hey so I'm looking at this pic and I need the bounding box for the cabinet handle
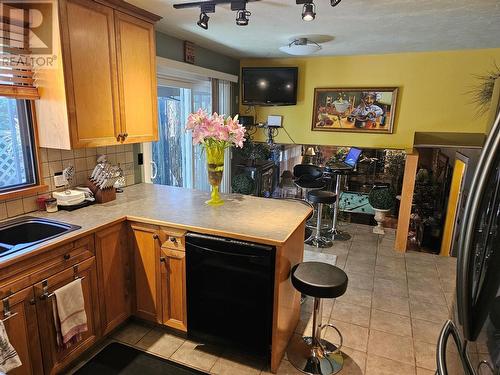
[63,253,71,260]
[29,298,36,305]
[153,233,159,240]
[160,256,166,263]
[169,237,177,244]
[123,133,128,139]
[116,133,123,142]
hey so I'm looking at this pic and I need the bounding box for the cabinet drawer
[0,235,94,298]
[160,227,186,252]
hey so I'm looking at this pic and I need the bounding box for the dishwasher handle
[187,242,271,260]
[186,232,274,254]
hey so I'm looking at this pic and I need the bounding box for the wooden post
[395,149,419,252]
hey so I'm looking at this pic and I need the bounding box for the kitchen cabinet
[160,247,187,332]
[130,222,161,323]
[114,11,158,144]
[35,0,160,149]
[0,286,43,375]
[95,223,131,336]
[34,257,101,375]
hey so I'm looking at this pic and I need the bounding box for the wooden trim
[270,222,304,373]
[94,0,161,22]
[0,84,39,99]
[395,149,419,252]
[0,184,48,201]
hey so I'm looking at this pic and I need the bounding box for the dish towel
[0,320,22,373]
[51,278,88,349]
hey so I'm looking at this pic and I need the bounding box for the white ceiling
[128,0,500,59]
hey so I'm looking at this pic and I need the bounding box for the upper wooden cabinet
[35,0,160,149]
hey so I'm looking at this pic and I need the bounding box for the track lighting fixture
[197,12,210,30]
[331,0,342,7]
[301,2,316,21]
[236,10,251,26]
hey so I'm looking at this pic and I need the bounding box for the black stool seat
[307,190,337,205]
[292,262,348,299]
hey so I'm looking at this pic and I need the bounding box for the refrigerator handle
[436,320,475,375]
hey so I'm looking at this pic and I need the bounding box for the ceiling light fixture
[236,10,251,26]
[301,2,316,21]
[279,38,322,56]
[197,12,210,30]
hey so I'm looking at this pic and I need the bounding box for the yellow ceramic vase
[205,143,225,206]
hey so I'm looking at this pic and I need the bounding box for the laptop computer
[329,147,362,170]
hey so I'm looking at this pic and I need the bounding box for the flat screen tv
[242,67,298,106]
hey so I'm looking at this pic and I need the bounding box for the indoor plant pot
[368,186,395,234]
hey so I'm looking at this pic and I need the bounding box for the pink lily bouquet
[186,109,246,206]
[186,109,246,148]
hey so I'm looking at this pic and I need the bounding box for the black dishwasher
[185,232,275,355]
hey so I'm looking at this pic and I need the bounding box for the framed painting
[311,87,398,134]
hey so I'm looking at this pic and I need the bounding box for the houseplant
[368,186,395,234]
[186,109,246,206]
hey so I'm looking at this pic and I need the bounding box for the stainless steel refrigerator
[437,112,500,374]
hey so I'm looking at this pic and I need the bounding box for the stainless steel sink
[0,216,81,258]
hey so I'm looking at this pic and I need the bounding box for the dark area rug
[74,342,208,375]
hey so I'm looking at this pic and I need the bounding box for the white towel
[52,279,88,348]
[0,320,22,373]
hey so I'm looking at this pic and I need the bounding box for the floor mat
[74,342,207,375]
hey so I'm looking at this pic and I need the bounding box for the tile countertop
[0,184,312,267]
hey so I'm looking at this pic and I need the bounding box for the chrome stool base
[287,335,344,375]
[305,234,333,248]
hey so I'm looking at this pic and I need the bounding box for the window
[0,98,38,192]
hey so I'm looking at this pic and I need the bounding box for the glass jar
[45,198,58,213]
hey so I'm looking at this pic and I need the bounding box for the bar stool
[328,169,351,241]
[305,190,336,248]
[287,262,348,375]
[293,164,325,199]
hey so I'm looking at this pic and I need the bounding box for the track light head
[330,0,342,7]
[302,2,316,21]
[197,12,210,30]
[236,10,251,26]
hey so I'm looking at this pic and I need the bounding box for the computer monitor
[344,147,362,167]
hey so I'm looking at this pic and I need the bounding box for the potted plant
[368,186,396,234]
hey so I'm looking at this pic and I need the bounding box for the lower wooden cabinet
[0,286,43,375]
[129,222,161,323]
[160,247,187,331]
[34,257,101,375]
[95,223,131,336]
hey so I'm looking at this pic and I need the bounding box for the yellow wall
[241,48,500,149]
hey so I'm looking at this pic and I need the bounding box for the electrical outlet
[53,172,67,188]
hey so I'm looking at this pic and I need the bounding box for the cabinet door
[130,223,161,322]
[160,248,187,332]
[34,257,101,375]
[95,223,131,336]
[60,0,121,147]
[114,11,158,144]
[0,287,43,375]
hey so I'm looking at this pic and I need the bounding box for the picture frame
[311,87,398,134]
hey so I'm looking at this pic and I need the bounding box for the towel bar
[1,298,18,323]
[39,276,85,300]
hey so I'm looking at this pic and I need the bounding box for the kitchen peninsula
[0,184,311,374]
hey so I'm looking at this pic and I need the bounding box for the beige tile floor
[85,223,456,375]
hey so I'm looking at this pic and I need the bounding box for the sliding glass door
[146,79,211,191]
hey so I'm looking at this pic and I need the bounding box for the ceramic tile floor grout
[105,223,454,375]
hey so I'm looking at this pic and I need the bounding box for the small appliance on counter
[53,189,94,211]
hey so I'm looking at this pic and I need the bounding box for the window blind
[0,3,39,99]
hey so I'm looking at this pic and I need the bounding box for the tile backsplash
[0,144,137,220]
